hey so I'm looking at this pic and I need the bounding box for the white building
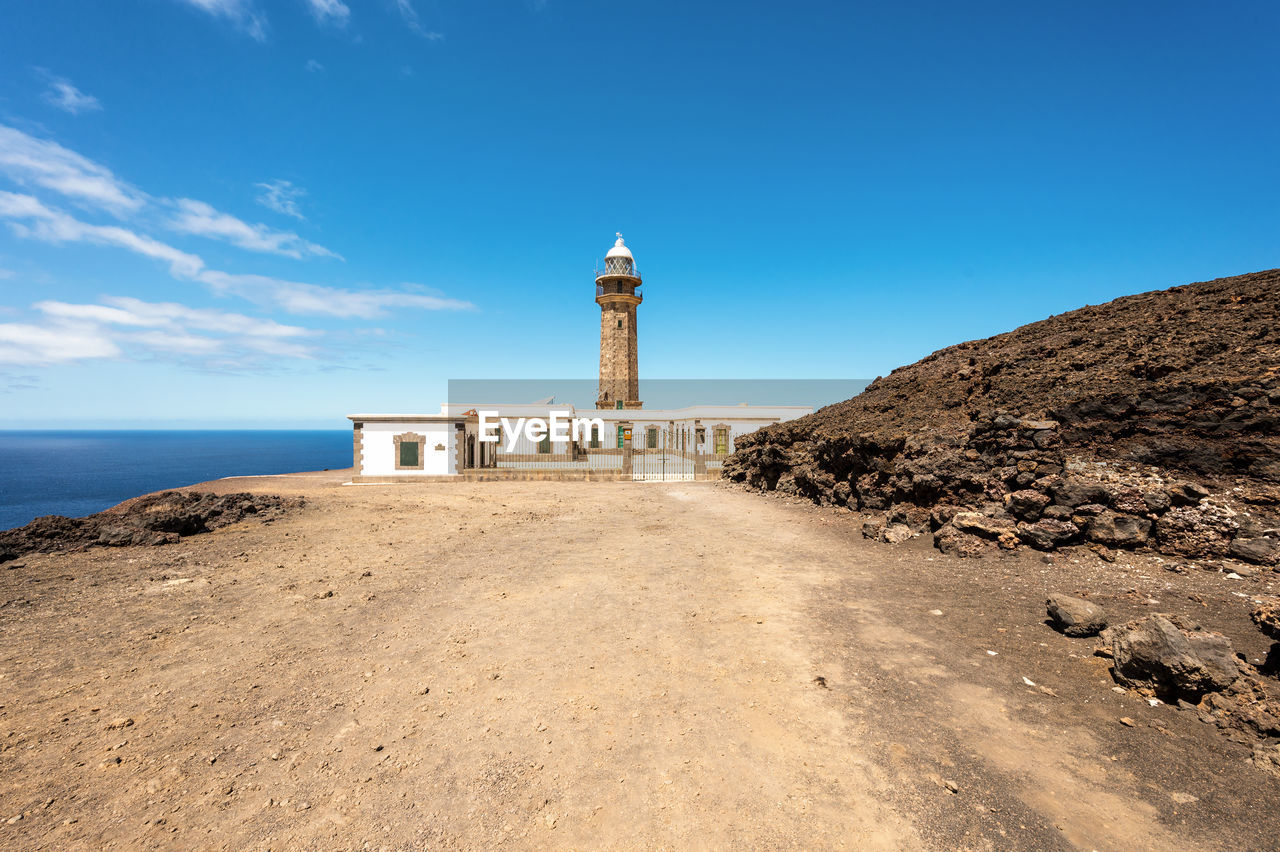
[348,236,811,481]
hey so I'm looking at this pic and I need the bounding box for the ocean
[0,430,351,530]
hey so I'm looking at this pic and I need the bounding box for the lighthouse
[596,233,642,409]
[347,231,817,479]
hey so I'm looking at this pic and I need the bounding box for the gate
[630,423,729,481]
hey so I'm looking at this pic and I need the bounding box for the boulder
[1050,478,1112,508]
[1030,430,1059,449]
[1046,594,1107,637]
[1252,599,1280,641]
[1199,675,1280,739]
[934,523,990,558]
[1007,489,1051,521]
[1106,614,1240,698]
[1155,504,1240,558]
[1252,742,1280,779]
[1143,490,1172,515]
[1229,535,1280,566]
[1041,505,1074,521]
[882,523,915,544]
[951,512,1016,539]
[1017,519,1080,551]
[1083,511,1153,548]
[1170,482,1211,506]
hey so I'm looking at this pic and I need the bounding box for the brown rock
[1230,535,1280,566]
[1046,594,1107,637]
[1106,614,1240,698]
[951,512,1016,539]
[1252,599,1280,640]
[1007,490,1051,521]
[1017,519,1080,551]
[1155,504,1241,558]
[1083,511,1153,549]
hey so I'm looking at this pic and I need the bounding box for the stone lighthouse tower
[596,233,642,409]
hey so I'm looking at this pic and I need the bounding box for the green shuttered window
[399,440,419,467]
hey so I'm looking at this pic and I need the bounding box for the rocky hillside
[725,269,1280,563]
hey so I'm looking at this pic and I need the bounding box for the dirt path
[2,475,1277,850]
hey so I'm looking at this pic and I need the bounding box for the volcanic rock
[1007,490,1051,521]
[1230,535,1280,566]
[1155,504,1240,558]
[1051,479,1113,509]
[1017,519,1080,551]
[951,512,1016,539]
[1082,511,1153,549]
[1046,594,1107,637]
[724,269,1280,560]
[1253,742,1280,778]
[882,524,915,544]
[1105,614,1240,699]
[1253,599,1280,641]
[934,524,990,558]
[0,491,302,563]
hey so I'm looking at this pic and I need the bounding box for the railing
[595,264,641,282]
[596,281,643,299]
[461,425,730,480]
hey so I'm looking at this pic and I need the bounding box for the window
[616,319,623,329]
[714,427,729,455]
[393,432,426,470]
[616,425,625,448]
[616,400,624,410]
[589,424,601,449]
[400,441,419,467]
[538,433,551,454]
[646,426,658,449]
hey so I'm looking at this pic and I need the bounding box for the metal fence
[459,422,729,481]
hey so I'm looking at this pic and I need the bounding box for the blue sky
[0,1,1276,427]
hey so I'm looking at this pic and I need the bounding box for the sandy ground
[2,472,1278,851]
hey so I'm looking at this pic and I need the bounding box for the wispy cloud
[39,296,312,340]
[0,127,474,323]
[255,178,306,219]
[305,0,350,26]
[0,191,204,277]
[0,192,474,319]
[305,59,325,73]
[39,73,103,115]
[200,271,475,318]
[394,0,444,40]
[0,372,40,392]
[0,319,120,366]
[175,0,268,41]
[0,126,336,259]
[0,125,145,215]
[0,297,316,367]
[169,198,340,260]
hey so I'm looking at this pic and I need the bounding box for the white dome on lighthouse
[605,233,633,261]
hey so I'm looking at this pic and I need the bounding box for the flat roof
[347,414,460,422]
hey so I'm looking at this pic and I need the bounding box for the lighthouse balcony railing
[594,266,641,282]
[596,281,643,298]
